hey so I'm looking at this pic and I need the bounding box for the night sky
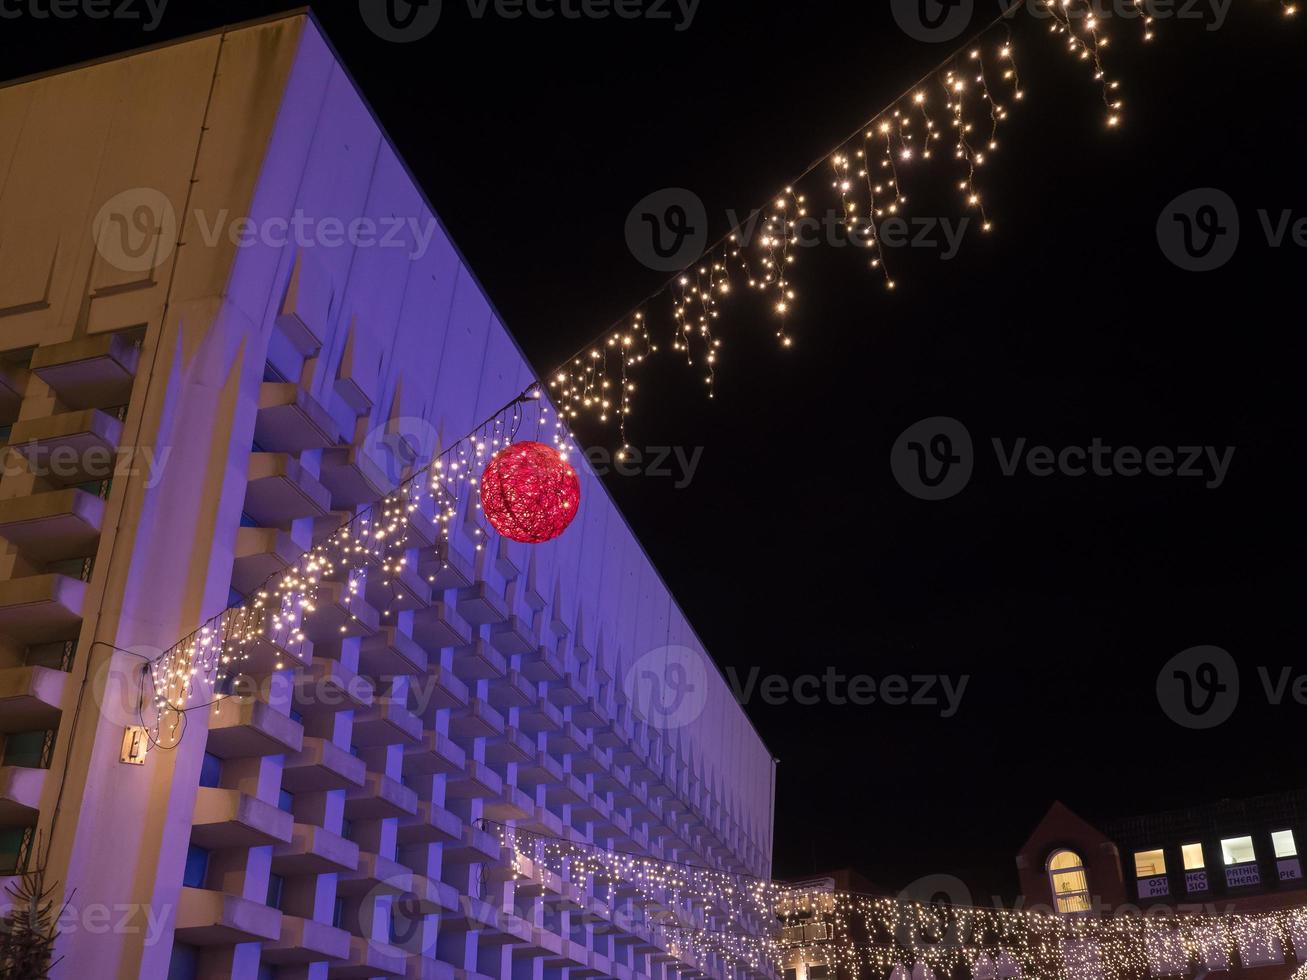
[5,0,1304,900]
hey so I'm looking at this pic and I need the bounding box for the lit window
[1221,836,1256,865]
[1048,849,1091,914]
[1134,849,1167,878]
[1182,843,1205,870]
[1272,830,1298,859]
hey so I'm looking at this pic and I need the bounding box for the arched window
[1047,849,1091,914]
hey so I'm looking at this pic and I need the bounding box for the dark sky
[5,0,1304,899]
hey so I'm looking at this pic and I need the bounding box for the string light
[134,0,1288,748]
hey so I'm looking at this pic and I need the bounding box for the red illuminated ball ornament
[479,441,581,544]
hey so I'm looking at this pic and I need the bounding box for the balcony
[271,822,359,876]
[174,888,281,945]
[488,615,536,657]
[516,695,562,736]
[358,627,427,678]
[190,788,293,849]
[401,731,465,780]
[206,698,303,759]
[520,645,563,684]
[0,574,85,645]
[261,914,351,965]
[0,489,104,563]
[409,666,468,723]
[29,333,139,410]
[451,639,505,682]
[487,670,536,712]
[411,601,470,652]
[336,850,409,897]
[254,383,339,454]
[350,699,422,748]
[319,445,392,509]
[396,800,464,846]
[7,409,123,487]
[344,771,418,821]
[420,543,474,592]
[484,727,534,768]
[482,784,533,823]
[0,364,23,422]
[455,582,508,626]
[448,698,504,741]
[0,666,68,733]
[282,737,366,792]
[331,936,407,979]
[0,766,45,826]
[300,579,380,641]
[293,658,373,716]
[229,527,301,595]
[363,561,430,617]
[243,453,331,527]
[445,760,502,802]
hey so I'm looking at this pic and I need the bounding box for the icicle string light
[134,0,1290,747]
[486,818,1307,980]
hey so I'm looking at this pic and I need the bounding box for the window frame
[1047,848,1092,915]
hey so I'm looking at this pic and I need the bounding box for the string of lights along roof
[489,821,1307,980]
[141,0,1295,745]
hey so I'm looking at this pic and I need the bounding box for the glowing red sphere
[479,441,581,544]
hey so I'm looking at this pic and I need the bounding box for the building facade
[0,13,775,979]
[1018,792,1307,916]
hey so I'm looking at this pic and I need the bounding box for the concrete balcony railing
[362,560,430,616]
[358,627,428,678]
[411,601,471,652]
[282,736,366,793]
[206,698,303,759]
[292,657,373,717]
[343,771,418,821]
[409,666,468,725]
[29,333,139,410]
[243,453,331,527]
[520,644,564,684]
[516,694,562,736]
[401,731,465,781]
[229,526,301,595]
[488,615,536,657]
[486,670,535,712]
[0,574,85,645]
[420,542,474,591]
[484,727,534,769]
[7,409,123,488]
[333,936,407,979]
[444,759,502,803]
[396,800,463,847]
[261,913,351,966]
[301,579,381,641]
[482,784,534,824]
[454,582,508,626]
[351,699,422,748]
[0,665,68,733]
[448,698,505,742]
[174,887,282,946]
[253,382,340,455]
[336,849,409,898]
[0,363,23,423]
[319,444,392,510]
[0,488,104,564]
[0,765,46,825]
[451,639,506,683]
[271,822,359,876]
[190,788,294,849]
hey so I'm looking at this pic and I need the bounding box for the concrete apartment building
[0,12,775,978]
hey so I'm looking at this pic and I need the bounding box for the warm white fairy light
[137,0,1286,748]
